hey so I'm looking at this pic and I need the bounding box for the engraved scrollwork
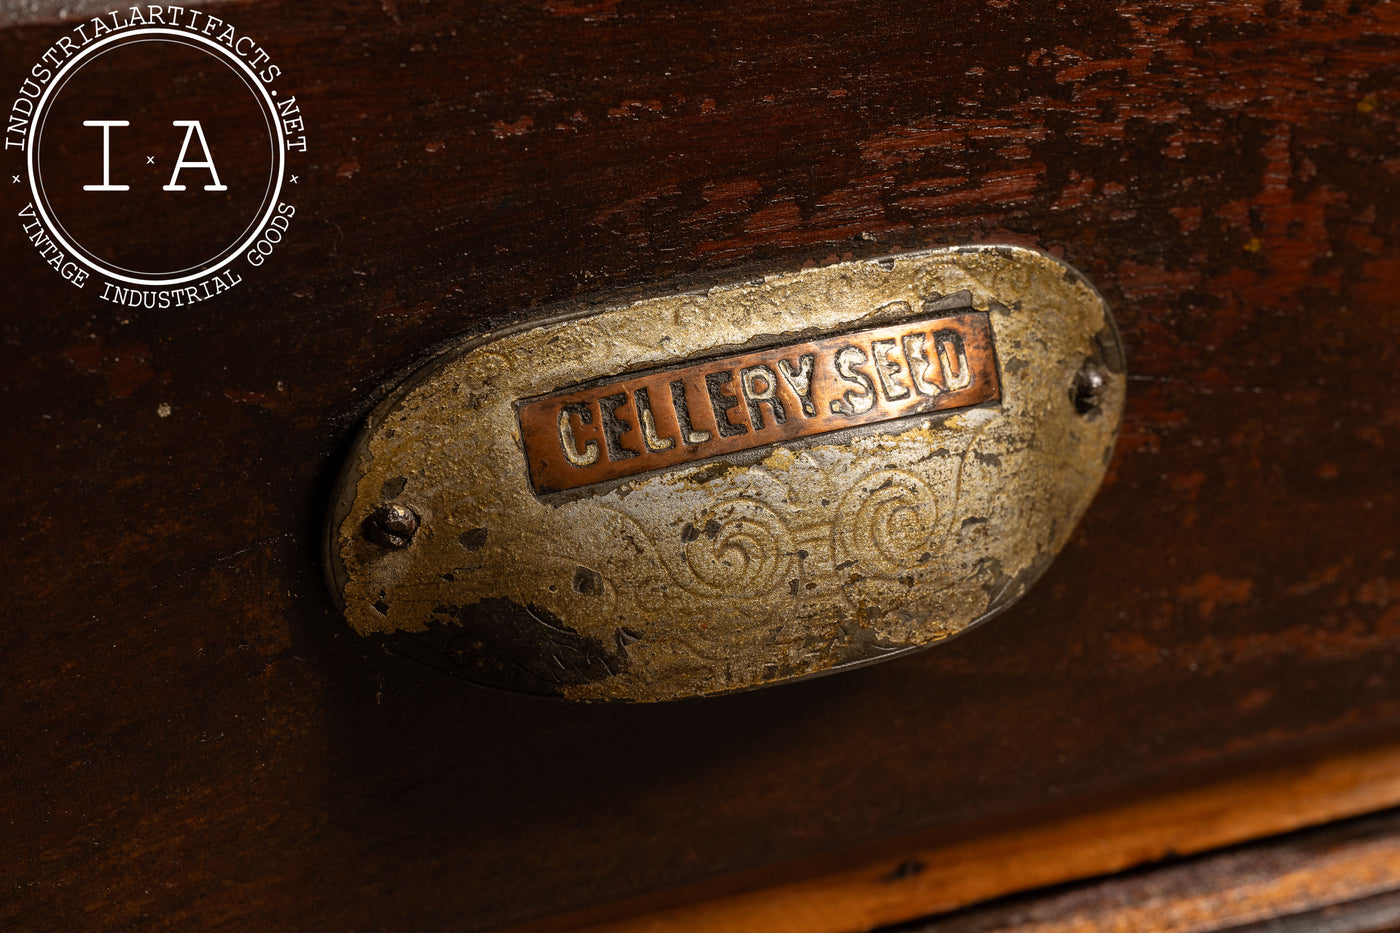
[665,497,795,600]
[943,412,1014,542]
[833,469,940,577]
[521,555,622,625]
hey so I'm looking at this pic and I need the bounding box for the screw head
[1072,362,1108,415]
[364,503,419,548]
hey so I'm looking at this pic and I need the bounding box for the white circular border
[26,26,287,287]
[34,36,278,280]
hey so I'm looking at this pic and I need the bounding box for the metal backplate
[326,247,1125,701]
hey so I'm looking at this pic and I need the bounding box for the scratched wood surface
[520,740,1400,933]
[2,1,1399,931]
[899,806,1400,933]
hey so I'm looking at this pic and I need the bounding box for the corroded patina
[326,247,1125,701]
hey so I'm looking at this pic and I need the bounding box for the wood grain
[517,739,1400,933]
[3,0,1399,930]
[901,809,1400,933]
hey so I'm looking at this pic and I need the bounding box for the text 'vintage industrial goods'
[326,247,1125,701]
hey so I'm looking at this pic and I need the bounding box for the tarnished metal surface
[326,247,1125,701]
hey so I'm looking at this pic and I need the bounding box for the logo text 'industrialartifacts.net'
[7,6,307,305]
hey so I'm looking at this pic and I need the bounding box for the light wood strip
[514,741,1400,933]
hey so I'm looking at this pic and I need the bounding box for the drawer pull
[325,246,1124,701]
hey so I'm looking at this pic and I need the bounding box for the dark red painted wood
[3,1,1399,929]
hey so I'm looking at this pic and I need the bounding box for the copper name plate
[518,313,1001,495]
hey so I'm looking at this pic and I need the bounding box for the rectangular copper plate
[517,311,1001,495]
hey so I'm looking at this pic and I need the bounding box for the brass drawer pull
[326,247,1124,701]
